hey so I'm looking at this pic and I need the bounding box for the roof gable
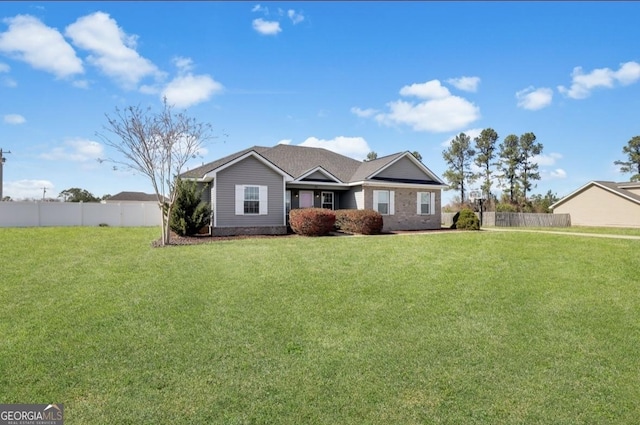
[352,152,445,184]
[296,166,342,183]
[551,180,640,209]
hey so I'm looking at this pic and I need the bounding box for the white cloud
[288,9,305,24]
[446,76,480,92]
[40,138,104,162]
[376,96,480,133]
[72,79,89,89]
[370,79,480,133]
[277,139,292,145]
[0,14,83,79]
[162,74,223,108]
[161,58,223,108]
[440,128,484,148]
[4,179,54,200]
[615,61,640,85]
[2,76,16,87]
[549,169,567,179]
[350,107,378,118]
[4,113,25,124]
[0,62,9,72]
[173,56,194,73]
[399,80,450,99]
[252,4,268,14]
[65,12,162,89]
[533,152,562,166]
[558,61,640,99]
[516,86,553,110]
[252,18,281,35]
[298,136,371,160]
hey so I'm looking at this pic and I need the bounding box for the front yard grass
[1,227,639,424]
[523,225,640,237]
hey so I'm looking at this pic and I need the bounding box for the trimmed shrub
[289,208,336,236]
[170,180,212,236]
[335,209,384,235]
[454,208,480,230]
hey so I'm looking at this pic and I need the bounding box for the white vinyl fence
[0,202,162,227]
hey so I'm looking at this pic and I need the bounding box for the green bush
[289,208,336,236]
[335,209,384,235]
[496,202,518,212]
[453,208,480,230]
[170,180,212,236]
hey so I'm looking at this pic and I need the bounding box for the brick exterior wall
[212,225,287,236]
[363,186,441,231]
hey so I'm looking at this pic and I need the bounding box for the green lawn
[1,227,639,424]
[520,226,640,237]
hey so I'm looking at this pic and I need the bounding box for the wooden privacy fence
[442,211,571,228]
[494,212,571,227]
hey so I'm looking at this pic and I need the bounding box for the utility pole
[0,149,11,201]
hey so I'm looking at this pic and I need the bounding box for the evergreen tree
[473,128,499,202]
[364,151,378,162]
[614,135,640,182]
[497,134,521,204]
[518,132,543,202]
[170,180,212,236]
[442,132,476,203]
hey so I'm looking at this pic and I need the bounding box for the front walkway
[482,227,640,240]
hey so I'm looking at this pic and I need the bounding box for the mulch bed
[152,228,457,247]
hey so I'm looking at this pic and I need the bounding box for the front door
[299,191,314,208]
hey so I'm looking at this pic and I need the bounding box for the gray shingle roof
[181,144,444,185]
[108,191,159,202]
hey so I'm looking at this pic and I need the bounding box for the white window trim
[373,190,394,215]
[417,191,436,215]
[235,185,268,215]
[321,191,334,210]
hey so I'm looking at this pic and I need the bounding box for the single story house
[550,180,640,228]
[181,144,447,236]
[104,191,160,203]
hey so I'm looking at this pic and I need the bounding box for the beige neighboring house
[550,181,640,228]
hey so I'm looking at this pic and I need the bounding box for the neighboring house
[550,181,640,227]
[181,144,447,236]
[104,191,160,203]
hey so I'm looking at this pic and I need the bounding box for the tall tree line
[442,129,544,206]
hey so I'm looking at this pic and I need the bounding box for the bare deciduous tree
[98,98,213,245]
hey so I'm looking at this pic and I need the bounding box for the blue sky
[1,2,639,204]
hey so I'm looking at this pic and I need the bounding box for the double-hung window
[235,185,268,215]
[373,190,394,215]
[417,192,436,215]
[244,186,259,214]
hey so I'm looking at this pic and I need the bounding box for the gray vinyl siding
[303,171,333,181]
[376,156,430,180]
[340,187,363,209]
[215,156,284,227]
